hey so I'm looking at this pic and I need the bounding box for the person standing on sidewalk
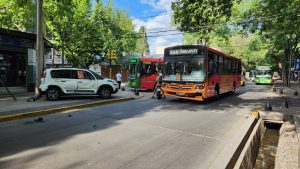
[116,72,122,89]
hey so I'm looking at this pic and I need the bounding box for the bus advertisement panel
[162,45,241,101]
[128,56,164,90]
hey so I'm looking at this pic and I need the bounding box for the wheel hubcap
[49,90,58,98]
[101,89,110,97]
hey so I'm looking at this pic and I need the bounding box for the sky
[103,0,183,55]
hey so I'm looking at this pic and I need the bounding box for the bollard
[265,102,272,111]
[122,87,125,91]
[284,98,289,108]
[294,91,298,96]
[135,89,139,96]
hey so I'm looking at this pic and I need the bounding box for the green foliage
[0,0,35,31]
[178,0,299,76]
[135,26,150,56]
[172,0,240,41]
[240,0,300,84]
[1,0,138,66]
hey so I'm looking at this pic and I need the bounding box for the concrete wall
[234,118,265,169]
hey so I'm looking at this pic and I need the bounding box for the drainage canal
[254,122,281,169]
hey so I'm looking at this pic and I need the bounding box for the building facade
[0,28,52,91]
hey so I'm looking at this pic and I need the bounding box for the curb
[209,112,259,169]
[0,97,135,123]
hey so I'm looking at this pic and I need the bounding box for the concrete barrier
[275,121,299,169]
[233,118,265,169]
[209,111,265,169]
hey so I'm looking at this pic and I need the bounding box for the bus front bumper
[163,89,204,101]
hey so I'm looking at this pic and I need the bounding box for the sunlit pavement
[0,82,274,169]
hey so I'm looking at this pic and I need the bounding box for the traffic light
[108,49,117,60]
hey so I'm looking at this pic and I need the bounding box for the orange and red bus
[162,45,241,101]
[128,56,164,90]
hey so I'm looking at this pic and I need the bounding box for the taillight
[42,71,46,78]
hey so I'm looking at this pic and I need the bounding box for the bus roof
[141,57,164,62]
[207,47,241,60]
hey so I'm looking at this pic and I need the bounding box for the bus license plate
[176,92,185,96]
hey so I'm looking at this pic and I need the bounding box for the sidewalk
[270,81,300,169]
[0,85,141,122]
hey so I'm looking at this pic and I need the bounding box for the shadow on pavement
[0,84,294,168]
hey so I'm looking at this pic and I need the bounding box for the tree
[0,0,35,31]
[1,0,139,67]
[240,0,300,85]
[172,0,240,42]
[135,26,150,56]
[44,0,76,66]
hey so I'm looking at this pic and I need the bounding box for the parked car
[39,68,119,101]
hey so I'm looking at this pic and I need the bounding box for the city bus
[162,45,241,101]
[128,56,164,90]
[254,66,273,85]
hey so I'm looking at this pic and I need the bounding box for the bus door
[140,62,160,90]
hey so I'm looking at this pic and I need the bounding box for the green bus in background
[254,66,273,85]
[128,56,164,90]
[128,57,141,89]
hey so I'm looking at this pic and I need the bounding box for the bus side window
[231,59,235,74]
[208,52,214,76]
[224,58,228,73]
[238,61,241,73]
[218,55,224,73]
[228,59,232,73]
[214,54,218,73]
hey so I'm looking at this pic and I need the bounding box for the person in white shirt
[115,72,122,89]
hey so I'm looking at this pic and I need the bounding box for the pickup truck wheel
[99,87,112,99]
[46,87,60,101]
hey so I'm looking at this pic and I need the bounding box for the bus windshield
[164,57,206,82]
[129,64,137,78]
[256,66,272,77]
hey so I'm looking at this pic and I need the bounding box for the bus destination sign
[129,58,137,63]
[169,48,198,55]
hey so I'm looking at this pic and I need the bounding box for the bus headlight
[195,85,204,90]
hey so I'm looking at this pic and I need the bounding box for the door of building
[0,52,26,87]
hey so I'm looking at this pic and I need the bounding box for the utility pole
[62,40,64,67]
[109,49,112,79]
[34,0,43,99]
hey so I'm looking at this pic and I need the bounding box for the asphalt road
[0,83,273,169]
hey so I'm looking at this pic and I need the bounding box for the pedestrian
[152,73,163,98]
[115,72,122,89]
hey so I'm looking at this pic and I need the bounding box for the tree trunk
[282,64,289,86]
